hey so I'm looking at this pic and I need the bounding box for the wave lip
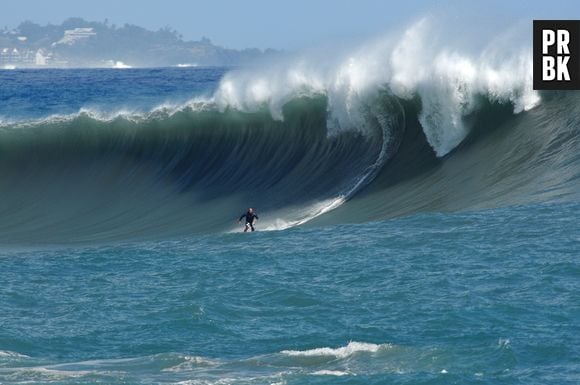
[212,17,539,158]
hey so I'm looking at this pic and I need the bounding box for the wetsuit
[239,212,259,232]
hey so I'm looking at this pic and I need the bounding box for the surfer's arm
[238,214,246,222]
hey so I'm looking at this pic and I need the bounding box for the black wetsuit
[239,212,259,232]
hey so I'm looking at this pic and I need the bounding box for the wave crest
[281,341,389,359]
[212,17,539,156]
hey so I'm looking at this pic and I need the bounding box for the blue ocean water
[0,67,225,120]
[1,202,579,384]
[0,67,579,384]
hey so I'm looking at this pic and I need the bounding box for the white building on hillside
[52,27,96,46]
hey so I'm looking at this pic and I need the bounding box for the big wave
[0,18,579,244]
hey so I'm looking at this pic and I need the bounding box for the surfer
[238,208,259,232]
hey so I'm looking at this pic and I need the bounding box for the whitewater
[0,19,579,385]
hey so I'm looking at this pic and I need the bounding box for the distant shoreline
[0,18,278,68]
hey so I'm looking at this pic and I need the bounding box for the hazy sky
[2,0,579,50]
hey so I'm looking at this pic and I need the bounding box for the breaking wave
[0,18,579,244]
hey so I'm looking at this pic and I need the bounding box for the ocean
[0,33,579,384]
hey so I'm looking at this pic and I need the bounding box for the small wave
[281,341,389,359]
[175,63,199,68]
[111,61,132,69]
[0,366,93,379]
[312,369,352,376]
[163,355,218,372]
[0,350,30,359]
[498,338,511,349]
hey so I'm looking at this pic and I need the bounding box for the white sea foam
[112,61,132,69]
[211,17,539,157]
[0,366,93,378]
[258,196,347,231]
[163,355,218,372]
[312,370,352,376]
[281,341,389,359]
[175,63,199,68]
[0,350,30,358]
[498,338,511,348]
[175,376,285,385]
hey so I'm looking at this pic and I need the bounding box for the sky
[2,0,580,50]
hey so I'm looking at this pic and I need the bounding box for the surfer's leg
[250,224,255,232]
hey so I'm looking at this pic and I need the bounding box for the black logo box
[533,20,580,90]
